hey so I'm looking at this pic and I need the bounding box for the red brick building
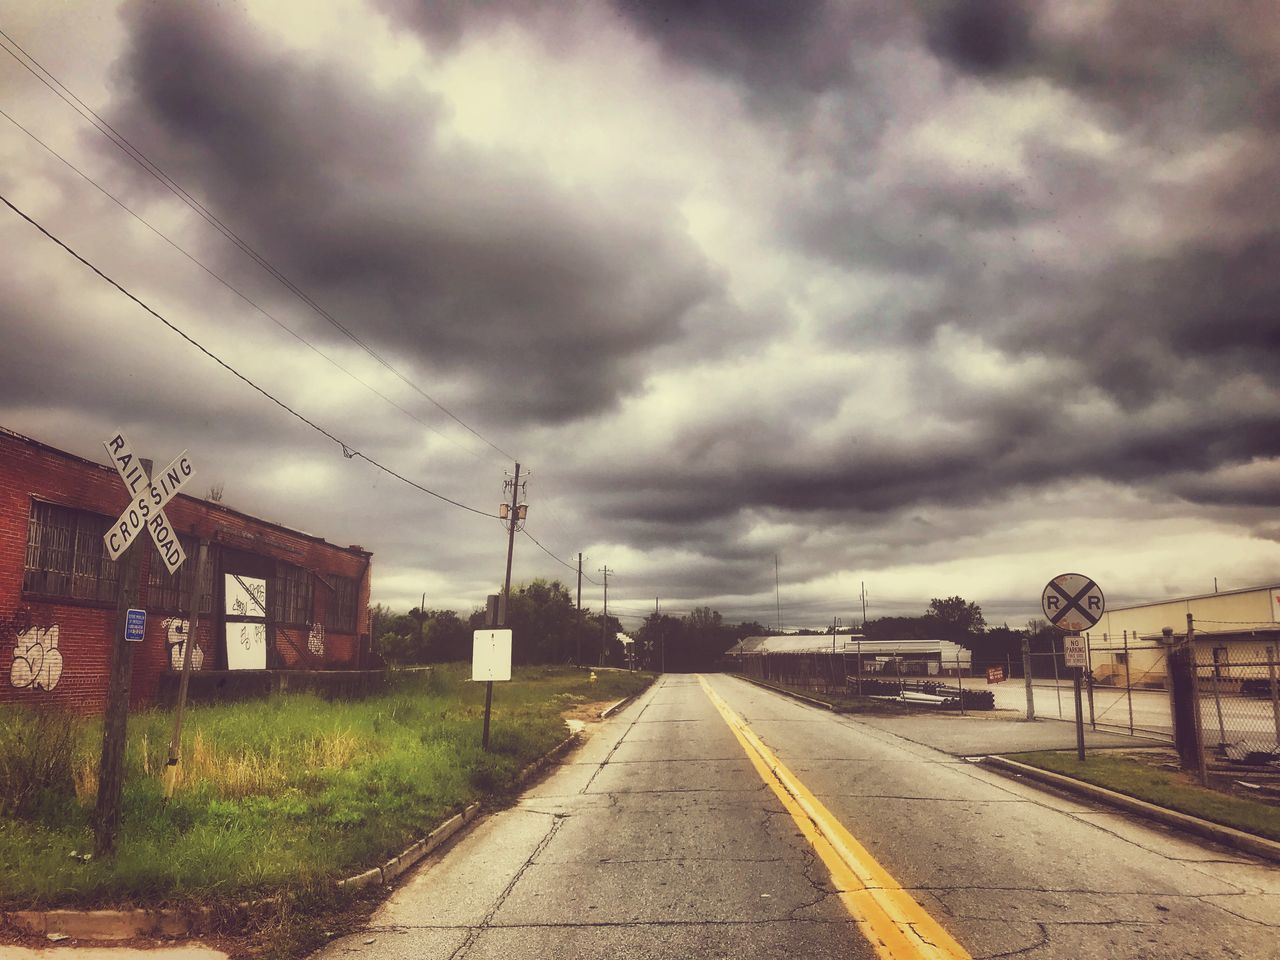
[1,427,374,711]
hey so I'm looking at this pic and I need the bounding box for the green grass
[0,664,653,908]
[1013,750,1280,842]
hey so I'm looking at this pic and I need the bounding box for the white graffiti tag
[308,622,325,656]
[9,625,63,691]
[163,617,204,671]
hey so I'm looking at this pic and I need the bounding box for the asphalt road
[316,674,1280,960]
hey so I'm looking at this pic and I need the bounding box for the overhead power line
[0,106,489,462]
[521,528,600,586]
[0,190,496,519]
[0,28,517,464]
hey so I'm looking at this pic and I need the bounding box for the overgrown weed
[0,664,653,908]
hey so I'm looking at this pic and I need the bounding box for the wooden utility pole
[419,591,427,658]
[486,462,521,751]
[599,565,611,665]
[774,554,782,632]
[94,456,150,857]
[575,553,583,664]
[501,463,521,626]
[95,533,143,856]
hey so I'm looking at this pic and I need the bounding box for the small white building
[723,634,972,676]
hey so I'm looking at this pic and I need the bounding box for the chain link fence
[1014,636,1172,740]
[1194,641,1280,761]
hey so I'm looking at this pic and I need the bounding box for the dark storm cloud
[108,1,723,424]
[612,0,855,99]
[371,0,1280,574]
[920,0,1033,75]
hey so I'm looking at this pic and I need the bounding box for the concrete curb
[733,674,835,711]
[599,693,639,719]
[982,755,1280,865]
[3,732,585,942]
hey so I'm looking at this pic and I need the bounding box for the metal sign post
[1066,636,1088,760]
[1043,573,1105,763]
[473,628,512,750]
[163,540,209,800]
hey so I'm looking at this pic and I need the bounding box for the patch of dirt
[560,700,617,724]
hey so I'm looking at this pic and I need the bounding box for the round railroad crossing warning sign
[1041,573,1105,633]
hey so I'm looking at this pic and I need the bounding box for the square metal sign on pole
[124,609,146,642]
[472,629,513,682]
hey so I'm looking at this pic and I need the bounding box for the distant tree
[424,610,469,662]
[968,623,1023,672]
[862,615,935,640]
[927,596,986,640]
[731,620,768,637]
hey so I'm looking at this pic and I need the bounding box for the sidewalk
[852,711,1160,756]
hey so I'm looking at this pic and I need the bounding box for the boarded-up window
[271,562,312,625]
[145,534,207,612]
[327,575,358,632]
[23,501,119,602]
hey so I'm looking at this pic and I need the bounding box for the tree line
[371,579,767,671]
[372,586,1068,673]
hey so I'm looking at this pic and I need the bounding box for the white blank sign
[472,629,512,682]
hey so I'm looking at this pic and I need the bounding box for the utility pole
[95,522,144,856]
[774,554,782,633]
[575,552,583,664]
[501,463,521,626]
[486,462,523,751]
[831,616,841,687]
[599,565,611,665]
[656,596,665,674]
[95,457,150,857]
[418,591,427,659]
[861,581,867,628]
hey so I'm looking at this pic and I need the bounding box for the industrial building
[1,427,375,711]
[1086,583,1280,689]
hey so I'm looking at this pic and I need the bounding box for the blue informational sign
[125,608,146,642]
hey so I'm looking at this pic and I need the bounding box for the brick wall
[0,428,373,712]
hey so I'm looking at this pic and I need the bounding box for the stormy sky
[2,1,1278,630]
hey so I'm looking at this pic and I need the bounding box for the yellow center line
[698,675,972,960]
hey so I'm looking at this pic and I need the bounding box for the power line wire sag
[0,28,517,465]
[0,105,487,463]
[0,190,496,519]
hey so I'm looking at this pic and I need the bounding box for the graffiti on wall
[163,617,205,672]
[10,626,63,691]
[308,622,325,657]
[4,606,63,692]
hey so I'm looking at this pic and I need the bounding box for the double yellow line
[698,675,971,960]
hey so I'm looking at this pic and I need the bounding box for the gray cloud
[5,0,1279,623]
[107,0,724,425]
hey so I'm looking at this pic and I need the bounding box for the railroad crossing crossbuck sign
[102,432,195,574]
[1041,572,1105,633]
